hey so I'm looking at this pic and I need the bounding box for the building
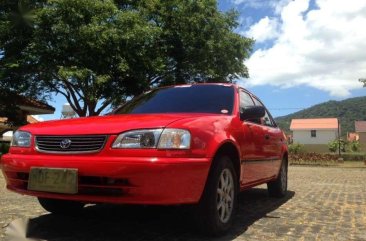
[0,95,55,142]
[290,118,339,153]
[355,121,366,151]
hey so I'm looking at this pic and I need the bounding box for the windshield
[115,85,234,115]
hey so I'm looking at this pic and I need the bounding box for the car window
[115,85,235,115]
[252,96,276,127]
[239,90,263,124]
[239,90,254,108]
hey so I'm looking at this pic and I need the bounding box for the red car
[1,84,288,235]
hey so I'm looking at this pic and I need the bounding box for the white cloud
[244,16,279,42]
[240,0,366,97]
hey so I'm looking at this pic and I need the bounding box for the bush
[288,143,304,154]
[328,139,348,152]
[328,139,361,153]
[349,141,360,152]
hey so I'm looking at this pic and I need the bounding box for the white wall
[293,129,338,144]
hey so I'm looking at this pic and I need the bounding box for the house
[290,118,339,153]
[355,121,366,151]
[0,95,55,142]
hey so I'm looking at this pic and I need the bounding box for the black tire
[267,157,288,197]
[195,155,237,236]
[38,198,85,214]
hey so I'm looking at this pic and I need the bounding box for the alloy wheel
[216,168,234,223]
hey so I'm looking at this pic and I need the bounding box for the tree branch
[95,99,112,116]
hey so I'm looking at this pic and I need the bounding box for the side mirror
[240,106,265,121]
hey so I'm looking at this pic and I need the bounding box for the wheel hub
[216,168,234,223]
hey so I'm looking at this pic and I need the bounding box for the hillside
[274,96,366,136]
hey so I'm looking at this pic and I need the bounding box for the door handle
[265,134,270,140]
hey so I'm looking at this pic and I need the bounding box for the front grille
[35,135,107,153]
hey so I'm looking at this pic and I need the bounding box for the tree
[0,89,26,127]
[1,0,253,117]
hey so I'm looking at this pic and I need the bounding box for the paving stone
[0,166,365,240]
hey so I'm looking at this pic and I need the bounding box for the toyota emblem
[60,139,72,149]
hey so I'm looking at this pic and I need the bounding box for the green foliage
[275,96,366,136]
[288,143,304,154]
[0,0,253,116]
[328,139,348,153]
[328,139,360,153]
[328,140,338,153]
[0,89,28,126]
[349,140,360,152]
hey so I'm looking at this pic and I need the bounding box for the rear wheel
[196,155,237,236]
[38,198,85,214]
[267,157,288,197]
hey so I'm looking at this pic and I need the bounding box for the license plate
[28,167,78,194]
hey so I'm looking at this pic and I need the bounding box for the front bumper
[0,154,211,205]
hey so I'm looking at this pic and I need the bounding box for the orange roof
[290,118,338,130]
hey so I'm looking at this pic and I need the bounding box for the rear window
[115,85,234,114]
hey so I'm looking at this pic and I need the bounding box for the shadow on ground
[8,188,295,241]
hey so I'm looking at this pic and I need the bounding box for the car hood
[21,114,197,135]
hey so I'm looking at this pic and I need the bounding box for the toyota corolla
[1,84,288,235]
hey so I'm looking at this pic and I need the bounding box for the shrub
[328,139,348,153]
[288,143,304,154]
[349,141,360,152]
[328,139,361,153]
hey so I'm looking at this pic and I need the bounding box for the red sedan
[1,84,288,235]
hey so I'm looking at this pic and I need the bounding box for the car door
[252,96,284,177]
[238,90,270,186]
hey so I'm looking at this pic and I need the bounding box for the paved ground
[1,166,366,241]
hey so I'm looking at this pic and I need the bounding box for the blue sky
[37,0,366,121]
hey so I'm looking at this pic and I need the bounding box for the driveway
[1,166,365,241]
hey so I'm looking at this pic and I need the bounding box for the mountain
[274,96,366,136]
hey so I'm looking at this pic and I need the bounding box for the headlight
[112,128,191,149]
[158,129,190,149]
[112,129,163,148]
[11,131,32,147]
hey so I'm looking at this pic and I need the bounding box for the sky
[35,0,366,121]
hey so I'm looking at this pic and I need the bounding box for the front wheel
[195,156,237,236]
[267,157,288,197]
[38,198,85,214]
